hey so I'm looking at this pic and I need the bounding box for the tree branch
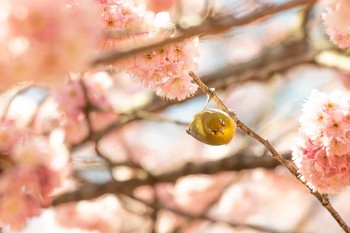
[142,201,290,233]
[52,152,288,205]
[92,0,316,66]
[144,39,318,112]
[188,71,350,233]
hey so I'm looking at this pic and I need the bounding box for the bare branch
[130,195,291,233]
[161,206,291,233]
[201,40,316,89]
[300,5,314,39]
[52,152,288,205]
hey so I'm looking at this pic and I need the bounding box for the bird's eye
[208,127,216,135]
[186,109,237,146]
[219,118,225,126]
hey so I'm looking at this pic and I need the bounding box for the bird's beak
[218,127,224,135]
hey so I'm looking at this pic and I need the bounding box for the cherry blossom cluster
[0,0,102,90]
[98,0,199,100]
[0,122,70,230]
[54,195,122,233]
[52,72,113,144]
[30,71,114,145]
[1,0,200,101]
[292,90,350,194]
[322,0,350,49]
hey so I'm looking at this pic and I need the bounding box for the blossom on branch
[0,122,71,230]
[322,0,350,49]
[52,72,114,144]
[54,195,128,233]
[98,0,199,100]
[292,90,350,194]
[0,0,102,90]
[1,0,200,101]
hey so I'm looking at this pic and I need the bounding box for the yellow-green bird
[187,109,236,146]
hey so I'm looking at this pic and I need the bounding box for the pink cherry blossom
[292,134,350,194]
[0,124,16,152]
[0,0,102,91]
[133,38,199,100]
[90,111,118,131]
[83,71,114,110]
[299,90,350,155]
[97,0,200,100]
[32,98,61,134]
[0,169,41,230]
[53,80,85,117]
[61,114,89,144]
[145,0,177,13]
[322,0,350,49]
[98,0,154,51]
[53,73,115,144]
[155,74,197,101]
[292,90,350,194]
[126,38,199,100]
[0,122,71,230]
[55,195,123,233]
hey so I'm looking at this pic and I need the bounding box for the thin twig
[149,188,159,233]
[300,5,314,40]
[79,79,116,172]
[70,113,138,150]
[188,71,350,233]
